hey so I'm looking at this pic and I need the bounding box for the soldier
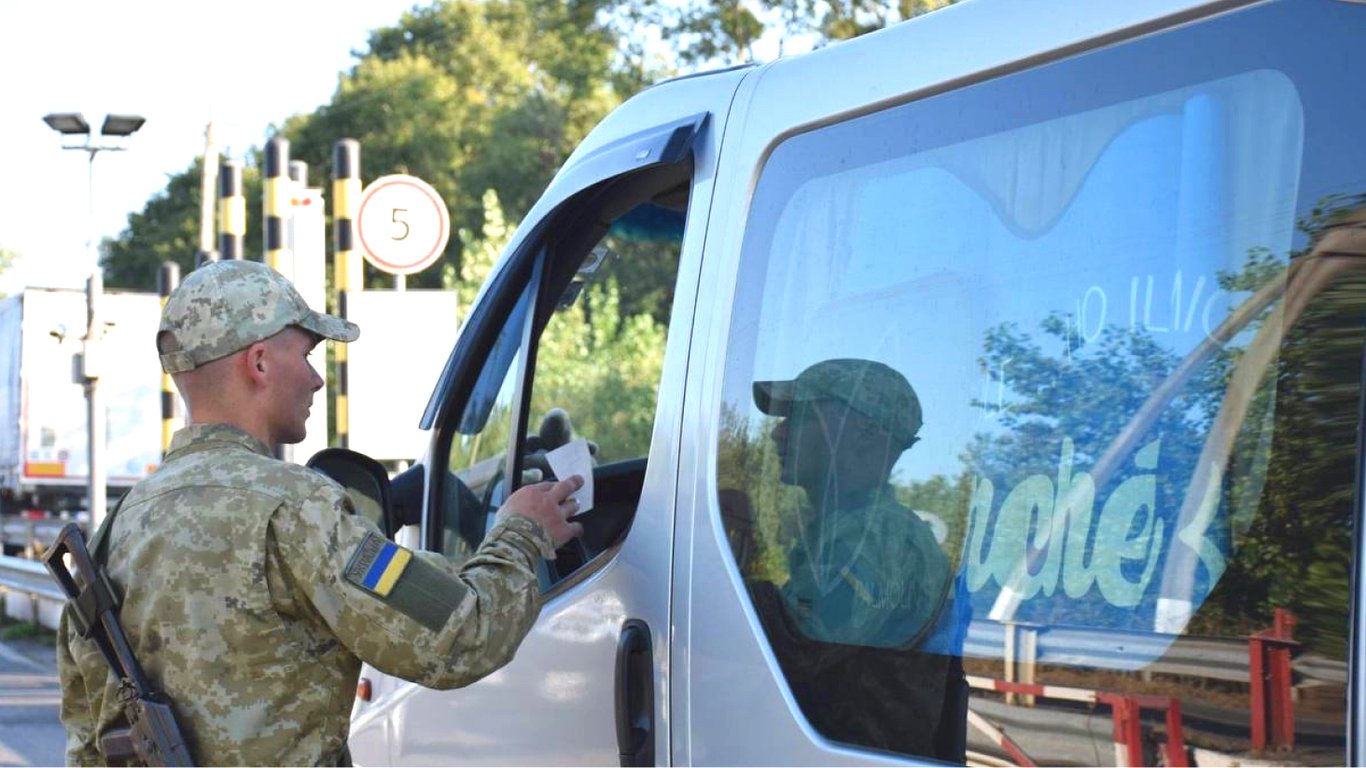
[754,357,949,647]
[752,357,963,760]
[57,260,584,766]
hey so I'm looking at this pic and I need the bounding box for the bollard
[264,138,292,275]
[157,262,181,456]
[332,139,362,448]
[219,159,245,260]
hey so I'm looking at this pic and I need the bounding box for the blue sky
[0,0,425,294]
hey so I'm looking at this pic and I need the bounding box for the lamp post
[43,111,146,529]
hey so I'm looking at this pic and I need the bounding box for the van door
[680,1,1366,765]
[348,67,750,766]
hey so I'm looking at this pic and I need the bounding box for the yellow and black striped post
[264,138,292,274]
[219,159,245,260]
[332,139,362,448]
[157,261,181,456]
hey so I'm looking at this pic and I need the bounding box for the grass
[0,621,54,642]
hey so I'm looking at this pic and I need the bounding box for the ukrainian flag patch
[345,533,413,598]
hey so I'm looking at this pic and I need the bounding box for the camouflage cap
[754,358,922,448]
[158,260,359,374]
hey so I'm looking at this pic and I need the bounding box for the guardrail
[0,554,63,601]
[0,552,66,632]
[964,617,1347,688]
[1,519,68,553]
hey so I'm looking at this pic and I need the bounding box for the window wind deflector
[553,112,708,194]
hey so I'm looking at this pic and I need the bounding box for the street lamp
[43,111,146,529]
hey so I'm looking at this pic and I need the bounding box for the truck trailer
[0,287,164,519]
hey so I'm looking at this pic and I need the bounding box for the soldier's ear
[243,342,270,385]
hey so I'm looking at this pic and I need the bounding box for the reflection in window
[718,41,1362,765]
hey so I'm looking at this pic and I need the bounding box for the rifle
[44,523,195,767]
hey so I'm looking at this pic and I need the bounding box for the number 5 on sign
[356,175,450,276]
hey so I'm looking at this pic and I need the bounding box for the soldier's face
[263,327,324,444]
[771,400,839,489]
[770,399,899,503]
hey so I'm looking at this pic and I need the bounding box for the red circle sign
[356,175,451,276]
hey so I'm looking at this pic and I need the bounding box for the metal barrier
[965,618,1344,689]
[0,554,63,601]
[0,552,66,632]
[969,675,1188,767]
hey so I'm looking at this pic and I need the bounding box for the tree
[962,196,1366,655]
[285,0,625,289]
[102,156,262,290]
[647,0,960,66]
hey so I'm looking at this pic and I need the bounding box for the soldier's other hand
[497,476,586,548]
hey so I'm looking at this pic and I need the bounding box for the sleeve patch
[345,533,413,598]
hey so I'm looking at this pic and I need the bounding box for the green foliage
[530,278,667,463]
[964,197,1366,654]
[651,0,960,65]
[716,406,805,584]
[102,156,262,290]
[0,620,53,642]
[285,0,625,290]
[100,0,959,291]
[443,188,513,316]
[442,189,672,475]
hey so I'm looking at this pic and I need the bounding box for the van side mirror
[307,448,396,538]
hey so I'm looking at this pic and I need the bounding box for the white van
[345,0,1366,764]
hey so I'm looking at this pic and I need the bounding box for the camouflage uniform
[780,485,949,648]
[57,261,556,766]
[753,358,949,647]
[751,359,964,760]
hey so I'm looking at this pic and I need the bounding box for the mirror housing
[307,448,395,538]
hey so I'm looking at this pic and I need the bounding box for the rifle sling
[70,495,126,644]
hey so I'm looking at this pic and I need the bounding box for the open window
[427,134,697,590]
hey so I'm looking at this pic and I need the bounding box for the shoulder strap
[88,492,128,567]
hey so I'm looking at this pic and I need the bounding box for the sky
[0,0,424,294]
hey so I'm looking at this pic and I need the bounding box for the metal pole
[83,147,106,529]
[197,122,219,266]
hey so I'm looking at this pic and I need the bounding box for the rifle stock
[44,523,195,766]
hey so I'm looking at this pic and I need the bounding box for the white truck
[0,287,164,521]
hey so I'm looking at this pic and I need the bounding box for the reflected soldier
[753,357,964,761]
[755,357,951,647]
[57,261,584,766]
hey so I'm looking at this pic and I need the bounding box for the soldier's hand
[497,476,586,548]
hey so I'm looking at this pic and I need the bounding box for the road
[0,633,64,767]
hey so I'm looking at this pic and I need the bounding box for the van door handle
[615,619,655,766]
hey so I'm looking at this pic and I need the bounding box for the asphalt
[0,631,64,767]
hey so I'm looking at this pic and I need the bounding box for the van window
[437,170,690,585]
[716,3,1365,764]
[440,280,533,562]
[524,195,685,583]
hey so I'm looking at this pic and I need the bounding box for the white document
[545,438,594,513]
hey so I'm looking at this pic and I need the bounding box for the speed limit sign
[355,174,451,276]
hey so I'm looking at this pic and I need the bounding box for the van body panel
[349,63,751,767]
[355,0,1366,764]
[678,0,1364,764]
